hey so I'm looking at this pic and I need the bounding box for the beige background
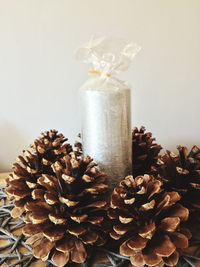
[0,0,200,171]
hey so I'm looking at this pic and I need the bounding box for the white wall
[0,0,200,171]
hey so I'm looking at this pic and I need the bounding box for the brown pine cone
[31,129,73,173]
[7,151,109,266]
[108,174,191,267]
[152,145,200,229]
[132,126,162,177]
[6,130,72,218]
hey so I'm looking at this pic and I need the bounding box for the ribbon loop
[89,70,110,77]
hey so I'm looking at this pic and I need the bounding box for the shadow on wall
[0,120,29,172]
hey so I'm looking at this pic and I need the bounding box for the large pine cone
[6,130,72,218]
[152,145,200,227]
[31,130,73,172]
[7,150,109,266]
[132,126,162,177]
[108,174,191,267]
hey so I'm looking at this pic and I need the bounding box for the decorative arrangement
[1,37,200,267]
[1,128,200,267]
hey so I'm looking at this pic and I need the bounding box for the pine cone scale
[160,217,180,232]
[163,250,179,267]
[33,238,55,260]
[130,253,145,267]
[127,235,148,250]
[138,221,155,238]
[168,232,188,249]
[56,234,75,252]
[142,249,163,267]
[43,225,65,241]
[80,230,98,244]
[70,239,87,263]
[67,223,87,236]
[151,234,176,257]
[52,250,69,267]
[121,242,137,257]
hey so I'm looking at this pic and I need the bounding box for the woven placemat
[0,185,35,266]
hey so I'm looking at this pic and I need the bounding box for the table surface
[0,173,200,267]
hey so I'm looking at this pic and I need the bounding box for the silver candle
[80,83,132,189]
[76,36,141,190]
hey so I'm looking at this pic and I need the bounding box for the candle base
[81,86,132,191]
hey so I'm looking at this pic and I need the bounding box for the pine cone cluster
[132,126,162,177]
[108,174,191,267]
[152,145,200,227]
[6,131,109,266]
[5,127,199,267]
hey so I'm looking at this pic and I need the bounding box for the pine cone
[132,126,162,177]
[108,174,191,267]
[7,150,109,266]
[152,145,200,228]
[31,129,73,173]
[6,130,72,218]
